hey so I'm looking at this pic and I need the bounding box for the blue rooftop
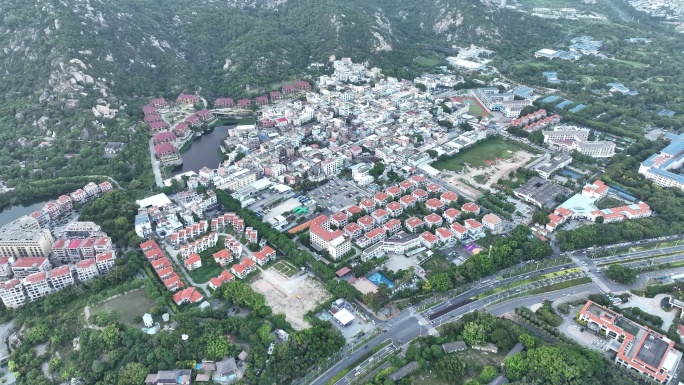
[556,100,573,109]
[661,135,684,157]
[569,104,586,113]
[541,95,561,103]
[658,109,676,117]
[648,167,684,184]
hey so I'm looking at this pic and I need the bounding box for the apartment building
[76,259,99,281]
[0,279,26,308]
[24,272,52,302]
[49,266,74,290]
[11,257,51,279]
[309,215,352,260]
[639,133,684,190]
[579,300,682,384]
[96,251,116,274]
[543,127,615,158]
[0,217,54,259]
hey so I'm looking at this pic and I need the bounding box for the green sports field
[432,136,528,172]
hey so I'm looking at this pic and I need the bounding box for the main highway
[310,237,684,385]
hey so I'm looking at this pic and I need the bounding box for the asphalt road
[311,263,572,385]
[311,237,684,385]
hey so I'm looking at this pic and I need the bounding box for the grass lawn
[432,136,528,172]
[187,257,225,284]
[612,58,648,68]
[451,97,488,116]
[272,260,297,278]
[89,289,156,327]
[422,255,453,276]
[414,56,443,67]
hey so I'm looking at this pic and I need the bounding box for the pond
[0,200,50,227]
[172,125,231,175]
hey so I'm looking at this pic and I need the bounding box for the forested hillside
[0,0,566,192]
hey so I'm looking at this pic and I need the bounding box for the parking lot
[307,177,368,212]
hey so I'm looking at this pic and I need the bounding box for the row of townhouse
[508,109,547,127]
[179,232,219,259]
[170,220,209,247]
[28,181,113,227]
[210,212,245,234]
[0,252,116,308]
[51,236,112,263]
[141,240,184,292]
[418,219,487,248]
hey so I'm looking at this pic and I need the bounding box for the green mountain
[0,0,563,190]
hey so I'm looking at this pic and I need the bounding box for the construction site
[251,267,329,330]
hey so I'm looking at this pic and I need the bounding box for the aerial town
[1,55,683,385]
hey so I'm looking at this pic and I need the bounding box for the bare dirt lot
[251,268,329,330]
[441,150,536,198]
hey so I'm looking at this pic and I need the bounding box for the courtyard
[251,268,328,330]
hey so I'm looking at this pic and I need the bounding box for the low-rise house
[442,341,467,353]
[451,222,468,240]
[386,186,402,198]
[386,201,403,217]
[145,369,192,385]
[420,231,440,248]
[425,198,445,212]
[440,191,459,205]
[213,249,233,267]
[357,227,386,248]
[443,208,462,223]
[383,219,402,235]
[461,202,481,215]
[331,212,348,227]
[374,192,389,206]
[163,273,183,292]
[176,94,200,104]
[251,246,276,266]
[231,258,256,279]
[173,286,204,305]
[371,209,390,225]
[400,194,417,208]
[388,362,420,382]
[412,188,428,202]
[208,270,235,290]
[424,213,443,228]
[482,213,502,232]
[343,222,363,239]
[436,227,455,244]
[405,217,424,233]
[96,251,116,274]
[357,215,375,232]
[184,253,202,271]
[360,198,377,212]
[464,219,484,235]
[426,183,443,194]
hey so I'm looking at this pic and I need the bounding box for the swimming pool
[367,272,394,289]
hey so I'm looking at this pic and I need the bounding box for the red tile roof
[425,213,442,224]
[461,202,480,213]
